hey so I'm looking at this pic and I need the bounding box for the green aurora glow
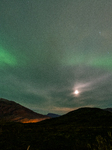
[0,46,17,66]
[0,0,112,114]
[62,52,112,70]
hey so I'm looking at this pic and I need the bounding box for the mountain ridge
[1,106,112,149]
[40,107,112,127]
[47,113,60,118]
[0,98,50,123]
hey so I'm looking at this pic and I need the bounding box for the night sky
[0,0,112,115]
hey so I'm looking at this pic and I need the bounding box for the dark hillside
[104,108,112,113]
[0,107,112,150]
[40,107,112,127]
[0,98,49,123]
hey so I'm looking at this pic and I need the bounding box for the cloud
[72,73,111,94]
[0,0,112,115]
[0,61,112,114]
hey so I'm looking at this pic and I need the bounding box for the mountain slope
[40,107,112,127]
[0,98,49,123]
[47,113,60,118]
[104,108,112,113]
[1,107,112,150]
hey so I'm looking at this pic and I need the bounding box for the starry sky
[0,0,112,115]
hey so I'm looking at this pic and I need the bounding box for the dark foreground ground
[0,108,112,150]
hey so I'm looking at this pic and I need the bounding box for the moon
[74,90,79,95]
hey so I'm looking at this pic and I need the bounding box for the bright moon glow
[74,90,79,95]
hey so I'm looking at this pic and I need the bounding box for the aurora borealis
[0,0,112,114]
[0,46,17,66]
